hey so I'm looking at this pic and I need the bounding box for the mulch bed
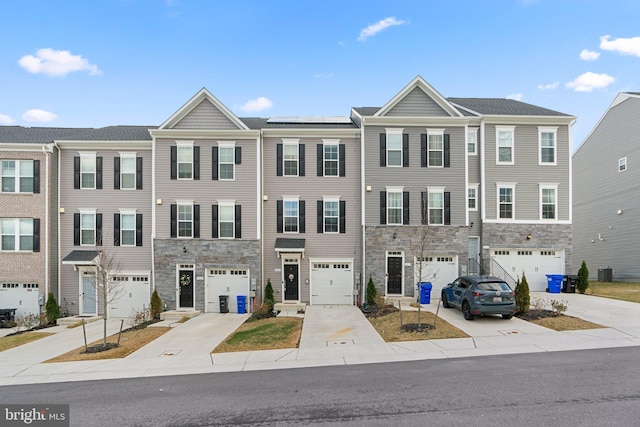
[361,304,399,318]
[81,318,161,354]
[515,309,559,321]
[400,323,435,332]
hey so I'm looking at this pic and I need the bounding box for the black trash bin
[219,295,229,313]
[562,275,577,293]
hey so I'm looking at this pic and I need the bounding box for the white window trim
[322,196,340,234]
[119,209,137,246]
[468,184,479,212]
[282,139,300,177]
[118,152,137,190]
[79,152,97,190]
[0,218,33,252]
[176,141,194,181]
[427,129,445,168]
[539,183,559,221]
[79,209,97,246]
[218,201,235,239]
[385,186,404,225]
[322,139,340,177]
[619,157,627,172]
[538,126,558,166]
[283,197,300,234]
[1,159,34,193]
[467,127,478,156]
[218,142,236,181]
[176,201,194,239]
[426,186,445,226]
[385,128,404,168]
[496,183,516,221]
[496,126,515,165]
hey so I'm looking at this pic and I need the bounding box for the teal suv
[442,276,516,320]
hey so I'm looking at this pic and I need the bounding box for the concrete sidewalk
[1,293,639,386]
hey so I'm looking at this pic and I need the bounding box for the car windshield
[476,282,511,291]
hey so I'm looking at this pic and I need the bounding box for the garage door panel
[0,283,40,318]
[109,276,151,318]
[207,269,249,313]
[493,250,564,292]
[414,256,458,298]
[311,262,353,305]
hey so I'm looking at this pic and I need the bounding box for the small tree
[366,275,377,306]
[44,292,61,325]
[264,279,275,309]
[577,260,589,294]
[150,289,162,319]
[515,272,530,313]
[92,248,125,346]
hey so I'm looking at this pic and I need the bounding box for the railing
[468,258,481,275]
[490,258,517,289]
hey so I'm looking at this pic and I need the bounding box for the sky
[1,0,639,151]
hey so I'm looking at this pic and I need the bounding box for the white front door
[80,270,97,315]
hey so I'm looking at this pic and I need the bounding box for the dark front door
[387,256,403,294]
[284,264,299,301]
[179,269,194,308]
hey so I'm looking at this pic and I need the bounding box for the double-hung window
[540,185,558,220]
[120,212,136,246]
[467,129,478,155]
[219,145,235,180]
[428,130,444,167]
[177,145,193,179]
[81,155,96,189]
[497,184,515,219]
[323,199,339,233]
[283,142,299,176]
[468,185,478,211]
[496,126,515,165]
[387,191,403,225]
[539,127,557,165]
[178,204,193,237]
[619,157,627,172]
[386,130,403,167]
[1,218,33,251]
[120,155,136,189]
[428,188,444,225]
[284,199,299,232]
[80,212,96,245]
[324,143,339,176]
[1,160,34,193]
[219,203,235,238]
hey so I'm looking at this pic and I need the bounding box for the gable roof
[449,98,570,117]
[0,126,153,144]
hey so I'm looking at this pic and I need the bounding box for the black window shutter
[317,144,323,177]
[403,191,410,224]
[96,213,102,246]
[276,200,283,233]
[193,146,200,180]
[299,200,305,233]
[74,213,80,245]
[299,144,305,176]
[235,146,241,165]
[339,200,346,234]
[317,200,323,233]
[136,157,143,190]
[444,192,451,225]
[170,204,177,238]
[380,191,387,225]
[74,156,80,189]
[170,146,177,180]
[114,213,120,246]
[33,160,40,194]
[421,134,427,167]
[444,134,450,168]
[211,205,218,238]
[380,134,386,167]
[339,144,345,177]
[402,134,409,167]
[211,147,219,180]
[32,218,40,252]
[114,157,121,189]
[235,205,242,239]
[136,214,143,246]
[96,157,102,189]
[193,204,200,237]
[421,192,427,225]
[276,144,283,176]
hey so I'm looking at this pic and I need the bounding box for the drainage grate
[499,330,521,335]
[326,339,355,346]
[161,350,182,356]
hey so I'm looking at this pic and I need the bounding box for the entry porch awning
[62,250,100,266]
[274,238,305,258]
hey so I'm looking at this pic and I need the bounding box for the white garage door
[109,275,151,318]
[0,283,40,318]
[492,249,565,292]
[414,255,459,299]
[310,261,353,305]
[206,269,250,313]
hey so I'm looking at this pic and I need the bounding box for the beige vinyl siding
[154,138,258,240]
[173,99,240,130]
[386,88,449,117]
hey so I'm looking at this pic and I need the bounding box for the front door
[284,264,299,301]
[81,274,97,315]
[387,256,403,294]
[179,269,194,308]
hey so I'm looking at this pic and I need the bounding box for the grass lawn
[587,281,640,303]
[212,317,303,353]
[528,315,605,331]
[45,326,170,362]
[369,310,469,342]
[0,332,54,352]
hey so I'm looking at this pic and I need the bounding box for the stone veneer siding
[154,239,260,311]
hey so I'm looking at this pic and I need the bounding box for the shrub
[150,289,163,319]
[264,279,275,309]
[128,308,151,328]
[45,292,61,325]
[577,260,589,294]
[366,276,377,306]
[515,273,530,313]
[250,302,276,321]
[550,299,569,316]
[12,314,39,333]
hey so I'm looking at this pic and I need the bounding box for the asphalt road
[2,347,640,426]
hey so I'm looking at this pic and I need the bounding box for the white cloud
[314,73,335,79]
[18,48,101,77]
[600,35,640,57]
[537,82,559,90]
[240,97,273,113]
[22,109,57,122]
[358,17,406,42]
[580,49,600,61]
[566,72,615,92]
[0,114,14,125]
[506,93,523,101]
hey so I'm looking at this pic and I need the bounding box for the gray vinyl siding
[363,125,467,226]
[154,138,259,240]
[573,96,640,279]
[386,88,449,117]
[484,123,571,221]
[262,135,362,303]
[173,99,240,130]
[59,148,153,315]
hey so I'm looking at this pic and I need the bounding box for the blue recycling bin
[419,282,433,304]
[546,274,563,294]
[236,295,247,314]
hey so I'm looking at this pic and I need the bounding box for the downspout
[42,144,50,300]
[151,133,156,292]
[360,117,366,306]
[259,129,264,308]
[479,122,486,274]
[54,141,61,300]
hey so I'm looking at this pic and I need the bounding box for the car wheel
[502,314,513,319]
[462,301,474,320]
[441,291,451,308]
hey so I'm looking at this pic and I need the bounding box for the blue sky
[1,0,639,151]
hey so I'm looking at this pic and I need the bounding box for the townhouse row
[0,76,575,318]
